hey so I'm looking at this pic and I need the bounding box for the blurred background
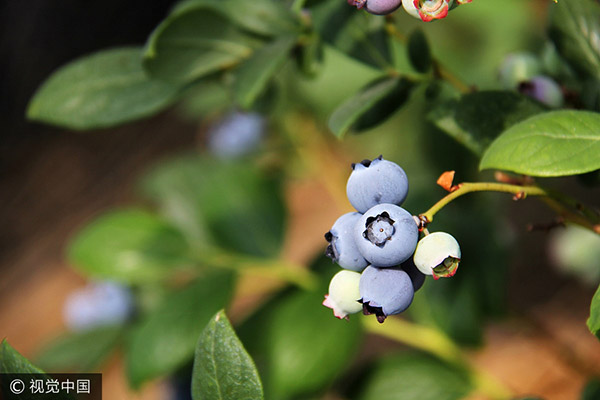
[1,0,599,399]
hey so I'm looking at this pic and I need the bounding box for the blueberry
[413,232,461,280]
[348,0,402,15]
[518,76,564,108]
[402,0,451,22]
[359,266,414,323]
[498,52,542,89]
[207,111,265,158]
[323,270,363,319]
[400,258,426,291]
[354,203,418,267]
[325,212,368,272]
[63,281,133,332]
[346,156,409,213]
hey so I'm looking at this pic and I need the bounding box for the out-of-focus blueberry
[348,0,402,15]
[354,203,418,267]
[498,52,542,89]
[346,156,409,213]
[359,266,414,323]
[207,111,265,158]
[63,281,133,332]
[325,212,368,272]
[518,76,564,108]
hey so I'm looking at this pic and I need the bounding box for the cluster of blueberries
[347,0,471,22]
[323,156,461,323]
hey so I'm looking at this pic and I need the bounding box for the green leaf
[140,155,286,257]
[581,378,600,400]
[173,0,299,37]
[26,48,178,130]
[357,353,472,400]
[233,36,297,109]
[239,288,363,399]
[329,77,413,138]
[480,110,600,176]
[407,29,432,73]
[428,91,545,157]
[35,326,123,373]
[1,340,45,374]
[587,285,600,339]
[549,0,600,80]
[311,0,392,70]
[68,209,191,283]
[192,311,263,400]
[126,271,235,388]
[144,8,260,85]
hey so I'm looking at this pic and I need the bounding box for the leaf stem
[361,317,512,399]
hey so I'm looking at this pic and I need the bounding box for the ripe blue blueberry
[400,258,426,291]
[354,203,418,267]
[359,266,414,323]
[346,156,409,213]
[63,281,133,332]
[323,270,363,320]
[325,212,368,272]
[347,0,402,15]
[413,231,461,279]
[207,111,265,158]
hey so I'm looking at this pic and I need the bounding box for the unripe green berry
[413,232,461,279]
[323,270,363,319]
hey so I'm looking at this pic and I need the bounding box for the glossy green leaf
[549,0,600,80]
[144,8,259,84]
[26,48,178,130]
[35,326,123,373]
[233,36,297,109]
[329,77,412,138]
[357,353,472,400]
[480,110,600,176]
[192,311,263,400]
[587,285,600,339]
[239,287,363,399]
[1,340,45,374]
[140,155,286,257]
[407,29,432,73]
[68,209,191,283]
[428,91,545,156]
[173,0,299,37]
[126,271,235,388]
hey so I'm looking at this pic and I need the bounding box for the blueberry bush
[3,0,600,399]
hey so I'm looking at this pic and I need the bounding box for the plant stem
[197,251,319,291]
[420,181,600,234]
[421,182,547,224]
[362,317,512,399]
